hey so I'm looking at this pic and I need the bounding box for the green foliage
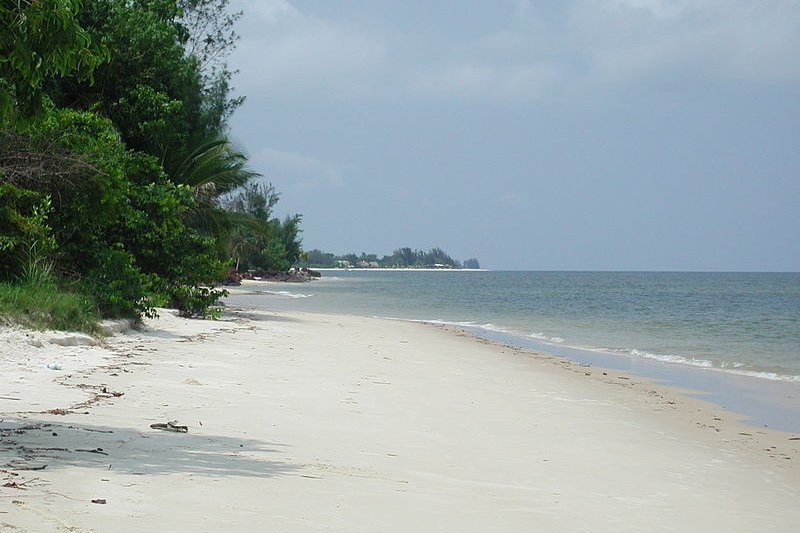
[304,249,337,268]
[172,138,259,195]
[169,284,227,318]
[224,182,279,221]
[178,0,245,130]
[47,0,241,163]
[223,183,304,272]
[1,0,276,324]
[19,106,133,268]
[0,0,108,119]
[0,184,56,280]
[383,247,461,268]
[8,105,228,319]
[79,244,153,318]
[17,107,151,316]
[272,214,303,266]
[79,167,228,318]
[0,280,101,334]
[259,240,291,272]
[116,84,185,160]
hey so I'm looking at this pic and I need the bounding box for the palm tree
[170,136,261,253]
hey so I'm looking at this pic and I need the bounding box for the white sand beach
[1,302,799,532]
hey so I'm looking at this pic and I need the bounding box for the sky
[226,0,800,271]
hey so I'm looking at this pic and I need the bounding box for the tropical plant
[0,184,56,281]
[222,183,304,271]
[0,0,107,119]
[0,0,286,325]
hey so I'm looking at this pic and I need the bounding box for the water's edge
[228,271,800,433]
[448,320,800,433]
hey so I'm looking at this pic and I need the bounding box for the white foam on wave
[612,348,715,369]
[372,316,800,384]
[528,332,564,343]
[260,290,313,299]
[478,323,510,333]
[375,317,514,335]
[606,348,800,382]
[376,317,477,328]
[724,369,800,383]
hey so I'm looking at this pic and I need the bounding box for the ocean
[227,270,800,431]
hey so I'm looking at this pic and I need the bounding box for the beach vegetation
[0,280,101,334]
[0,0,108,120]
[0,0,303,329]
[222,183,304,272]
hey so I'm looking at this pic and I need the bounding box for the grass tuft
[0,281,102,335]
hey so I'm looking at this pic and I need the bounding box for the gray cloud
[226,0,800,269]
[570,0,800,85]
[233,0,800,106]
[251,146,346,195]
[234,0,385,98]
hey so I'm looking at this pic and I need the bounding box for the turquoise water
[231,271,800,382]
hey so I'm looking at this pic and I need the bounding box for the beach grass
[0,280,101,334]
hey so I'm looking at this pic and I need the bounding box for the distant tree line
[302,248,480,270]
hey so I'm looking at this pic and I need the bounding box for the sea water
[228,270,800,430]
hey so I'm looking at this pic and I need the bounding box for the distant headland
[301,247,481,270]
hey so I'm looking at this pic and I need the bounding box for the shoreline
[311,267,489,272]
[1,306,799,530]
[233,279,800,433]
[466,325,800,433]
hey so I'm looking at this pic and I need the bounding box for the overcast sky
[226,0,800,271]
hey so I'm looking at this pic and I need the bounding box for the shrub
[0,184,56,282]
[169,285,228,319]
[7,106,228,319]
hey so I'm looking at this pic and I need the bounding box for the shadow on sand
[0,417,299,479]
[225,308,305,324]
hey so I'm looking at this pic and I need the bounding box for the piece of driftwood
[150,421,188,433]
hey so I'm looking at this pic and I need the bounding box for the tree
[170,137,260,250]
[304,249,336,267]
[223,181,280,221]
[0,0,107,120]
[272,214,303,266]
[179,0,240,74]
[178,0,245,130]
[1,0,256,322]
[46,0,204,161]
[222,183,303,271]
[45,0,244,162]
[463,258,480,269]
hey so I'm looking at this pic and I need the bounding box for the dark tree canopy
[0,0,107,119]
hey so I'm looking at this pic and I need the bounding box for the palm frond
[174,137,261,197]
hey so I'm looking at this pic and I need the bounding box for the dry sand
[1,305,799,532]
